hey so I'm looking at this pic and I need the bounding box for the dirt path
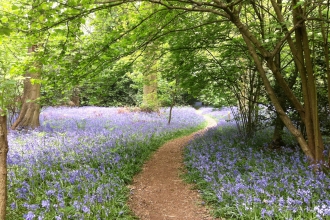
[128,114,219,220]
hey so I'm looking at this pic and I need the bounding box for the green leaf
[11,5,19,10]
[38,15,45,22]
[68,0,78,5]
[54,28,64,33]
[80,17,86,24]
[0,27,11,36]
[1,17,8,23]
[294,1,305,9]
[41,3,50,10]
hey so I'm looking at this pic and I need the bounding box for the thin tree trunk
[247,68,255,136]
[293,0,324,161]
[319,1,330,164]
[270,0,307,120]
[0,109,8,220]
[271,72,286,147]
[319,3,330,113]
[270,0,286,148]
[239,30,315,160]
[253,76,262,127]
[168,77,178,125]
[168,104,173,125]
[11,45,41,130]
[227,10,313,156]
[266,0,324,161]
[272,116,285,147]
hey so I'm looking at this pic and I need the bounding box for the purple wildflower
[24,211,35,220]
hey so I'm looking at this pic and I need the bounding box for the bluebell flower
[73,200,80,210]
[82,205,90,213]
[46,189,55,197]
[41,200,50,209]
[10,202,16,210]
[24,211,35,220]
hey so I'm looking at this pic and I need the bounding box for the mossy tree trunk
[142,42,159,112]
[143,70,158,110]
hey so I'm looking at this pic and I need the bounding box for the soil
[128,114,221,220]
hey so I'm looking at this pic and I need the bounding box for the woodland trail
[128,113,220,220]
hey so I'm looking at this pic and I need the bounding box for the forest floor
[128,113,221,220]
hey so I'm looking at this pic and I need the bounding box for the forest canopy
[0,0,329,165]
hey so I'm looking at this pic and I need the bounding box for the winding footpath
[128,113,220,220]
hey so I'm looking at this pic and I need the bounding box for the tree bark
[0,109,8,220]
[271,0,325,161]
[319,4,330,114]
[235,22,315,159]
[270,0,285,148]
[292,0,324,161]
[240,0,325,162]
[143,71,158,109]
[11,45,41,130]
[142,42,158,111]
[272,79,287,148]
[70,87,80,106]
[319,6,330,113]
[272,115,285,147]
[168,76,178,125]
[319,3,330,164]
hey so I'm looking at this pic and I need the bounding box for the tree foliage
[1,0,330,162]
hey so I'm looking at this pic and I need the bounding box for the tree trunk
[272,78,286,149]
[271,21,287,148]
[272,115,285,148]
[319,5,330,114]
[243,0,325,162]
[0,109,8,220]
[143,71,158,109]
[319,3,330,164]
[237,27,315,160]
[70,87,80,107]
[142,42,158,111]
[168,76,178,125]
[11,45,41,130]
[270,0,285,148]
[292,1,324,161]
[168,104,173,125]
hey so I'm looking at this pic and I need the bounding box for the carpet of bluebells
[184,107,330,220]
[7,106,205,220]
